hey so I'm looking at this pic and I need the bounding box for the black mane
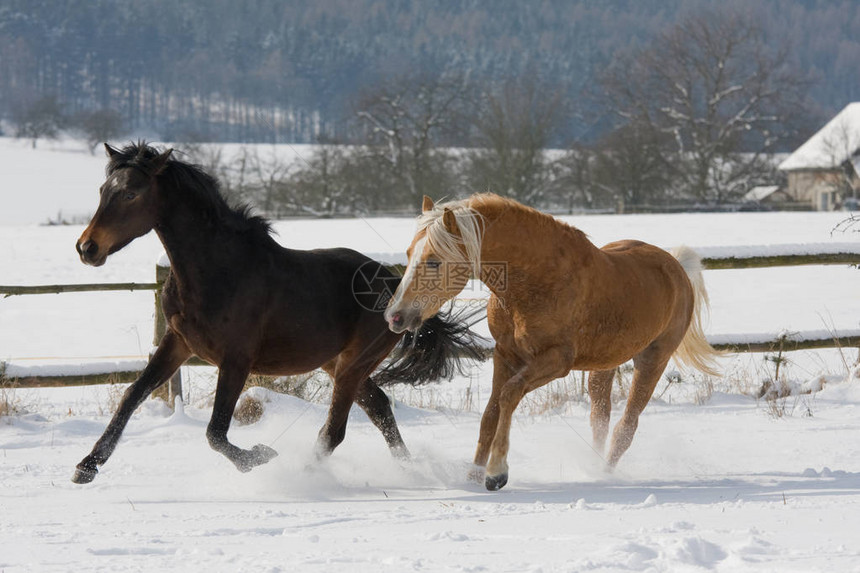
[107,141,272,237]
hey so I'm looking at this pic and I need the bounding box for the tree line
[170,9,809,215]
[1,0,855,146]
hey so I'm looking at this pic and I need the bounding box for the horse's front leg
[206,359,277,472]
[72,331,191,484]
[587,368,616,454]
[484,346,570,491]
[314,352,381,459]
[314,378,360,458]
[471,350,519,482]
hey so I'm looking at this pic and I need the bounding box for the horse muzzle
[76,238,106,267]
[384,308,422,334]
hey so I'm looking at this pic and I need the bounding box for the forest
[2,0,857,212]
[2,0,857,143]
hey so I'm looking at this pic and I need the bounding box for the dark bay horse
[71,142,482,484]
[385,194,721,490]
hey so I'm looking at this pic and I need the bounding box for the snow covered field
[3,138,860,572]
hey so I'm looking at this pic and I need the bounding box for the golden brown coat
[386,193,720,490]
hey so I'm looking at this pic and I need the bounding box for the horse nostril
[390,313,404,327]
[77,240,98,258]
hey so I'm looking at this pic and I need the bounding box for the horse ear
[422,195,435,213]
[104,143,119,158]
[442,207,459,233]
[151,148,173,175]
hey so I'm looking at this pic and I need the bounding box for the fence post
[152,261,182,407]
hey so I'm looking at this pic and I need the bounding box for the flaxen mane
[417,197,485,275]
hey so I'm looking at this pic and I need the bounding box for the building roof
[744,185,781,202]
[779,102,860,171]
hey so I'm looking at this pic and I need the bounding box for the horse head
[76,143,172,266]
[385,196,482,333]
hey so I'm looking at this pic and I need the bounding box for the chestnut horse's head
[76,143,173,267]
[385,196,484,333]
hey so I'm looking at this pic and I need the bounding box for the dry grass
[386,372,484,413]
[520,373,588,416]
[233,393,265,425]
[231,371,333,424]
[102,375,130,415]
[0,379,27,420]
[1,361,22,419]
[0,387,19,419]
[243,372,332,403]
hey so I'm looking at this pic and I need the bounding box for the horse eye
[425,260,441,270]
[123,191,137,201]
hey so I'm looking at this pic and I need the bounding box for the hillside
[1,0,858,144]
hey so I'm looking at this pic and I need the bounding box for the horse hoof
[71,465,98,484]
[234,444,279,473]
[485,472,508,491]
[251,444,278,464]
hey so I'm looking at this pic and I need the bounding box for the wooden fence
[2,246,860,397]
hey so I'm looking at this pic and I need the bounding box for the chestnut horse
[71,142,483,484]
[385,193,720,490]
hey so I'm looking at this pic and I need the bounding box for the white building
[779,102,860,210]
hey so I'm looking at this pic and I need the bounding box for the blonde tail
[671,246,722,377]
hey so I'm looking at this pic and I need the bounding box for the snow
[3,139,860,572]
[743,185,780,202]
[0,137,317,226]
[695,241,860,260]
[708,328,860,347]
[779,102,860,171]
[4,358,148,378]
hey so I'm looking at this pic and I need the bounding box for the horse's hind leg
[587,369,616,454]
[356,378,409,459]
[606,358,668,469]
[207,359,277,472]
[72,331,191,484]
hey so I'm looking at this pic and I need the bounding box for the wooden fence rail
[0,283,160,297]
[701,252,860,270]
[710,333,860,353]
[2,246,860,394]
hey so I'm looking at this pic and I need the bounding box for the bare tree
[464,76,567,206]
[599,8,808,203]
[287,141,378,216]
[13,95,65,148]
[182,143,250,207]
[591,121,676,210]
[545,146,603,212]
[352,70,471,208]
[245,146,296,217]
[74,108,125,154]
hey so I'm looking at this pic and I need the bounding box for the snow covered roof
[743,185,780,202]
[779,102,860,171]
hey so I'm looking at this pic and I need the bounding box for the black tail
[373,306,489,386]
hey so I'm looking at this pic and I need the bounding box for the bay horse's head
[76,143,173,266]
[385,196,483,333]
